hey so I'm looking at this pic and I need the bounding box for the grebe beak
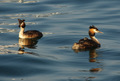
[98,31,103,34]
[94,29,103,34]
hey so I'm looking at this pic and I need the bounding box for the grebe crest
[18,19,43,39]
[72,25,103,50]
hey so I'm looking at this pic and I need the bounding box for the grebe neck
[90,36,100,45]
[19,27,25,37]
[19,27,25,33]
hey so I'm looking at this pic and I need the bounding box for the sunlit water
[0,0,120,81]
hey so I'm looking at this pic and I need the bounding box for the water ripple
[0,0,120,81]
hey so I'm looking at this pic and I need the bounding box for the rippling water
[0,0,120,81]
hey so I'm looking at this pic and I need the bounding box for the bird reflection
[89,68,102,73]
[89,49,98,62]
[18,38,58,59]
[73,48,100,63]
[88,49,103,73]
[73,49,102,73]
[71,48,103,81]
[18,38,39,55]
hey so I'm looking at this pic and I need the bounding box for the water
[0,0,120,81]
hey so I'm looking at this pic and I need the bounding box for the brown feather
[72,37,100,50]
[78,37,100,49]
[24,30,43,38]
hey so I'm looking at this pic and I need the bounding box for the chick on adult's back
[18,19,43,39]
[72,25,103,50]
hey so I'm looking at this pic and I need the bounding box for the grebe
[18,19,43,39]
[72,25,103,50]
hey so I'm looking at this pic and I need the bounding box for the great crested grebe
[72,25,103,50]
[18,19,43,39]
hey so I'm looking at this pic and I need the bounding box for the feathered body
[72,25,103,50]
[18,19,43,39]
[20,30,43,39]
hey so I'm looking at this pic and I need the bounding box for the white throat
[90,36,100,44]
[19,27,25,38]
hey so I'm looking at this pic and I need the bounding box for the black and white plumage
[72,25,103,50]
[18,19,43,39]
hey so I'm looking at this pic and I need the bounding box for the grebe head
[89,25,103,36]
[18,19,26,28]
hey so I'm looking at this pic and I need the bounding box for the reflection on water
[0,38,40,55]
[19,38,39,49]
[74,48,103,71]
[0,44,18,54]
[72,49,103,80]
[69,76,96,81]
[90,68,102,73]
[89,49,103,73]
[18,38,57,59]
[0,28,17,33]
[0,12,66,19]
[18,38,39,54]
[89,49,98,62]
[0,0,38,3]
[0,0,120,81]
[18,0,37,3]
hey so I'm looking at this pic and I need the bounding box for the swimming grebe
[72,25,103,50]
[18,19,43,39]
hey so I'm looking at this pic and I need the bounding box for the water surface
[0,0,120,81]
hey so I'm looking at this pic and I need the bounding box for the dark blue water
[0,0,120,81]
